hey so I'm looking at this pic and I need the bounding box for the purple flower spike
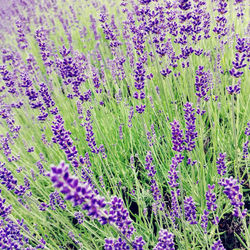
[168,154,184,188]
[108,196,135,238]
[154,229,175,250]
[184,196,198,224]
[132,236,146,250]
[211,240,225,250]
[50,161,106,222]
[219,177,246,218]
[145,152,164,212]
[206,184,217,211]
[216,153,226,176]
[183,102,197,151]
[170,120,184,152]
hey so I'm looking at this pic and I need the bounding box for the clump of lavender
[213,0,229,39]
[219,177,247,218]
[227,35,249,94]
[108,196,135,238]
[206,184,217,212]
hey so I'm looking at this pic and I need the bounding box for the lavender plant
[0,0,249,249]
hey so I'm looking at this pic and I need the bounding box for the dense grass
[0,0,249,249]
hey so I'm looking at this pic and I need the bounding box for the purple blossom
[50,162,107,223]
[168,154,184,188]
[183,102,197,151]
[201,209,209,233]
[74,211,84,224]
[49,191,66,210]
[206,184,217,211]
[104,237,129,250]
[184,196,198,224]
[242,121,250,159]
[170,189,181,223]
[0,190,12,218]
[216,153,226,176]
[145,152,163,212]
[219,177,246,218]
[51,114,78,162]
[108,196,135,238]
[170,120,184,152]
[211,240,225,250]
[154,230,175,250]
[132,236,146,250]
[195,66,210,100]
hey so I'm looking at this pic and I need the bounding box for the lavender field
[0,0,249,249]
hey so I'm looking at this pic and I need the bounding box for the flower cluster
[15,20,28,50]
[201,184,218,232]
[195,66,210,100]
[51,115,78,162]
[216,152,227,176]
[108,196,135,238]
[104,237,129,250]
[170,120,184,152]
[184,196,198,224]
[81,109,106,158]
[168,154,184,189]
[35,28,54,74]
[50,161,107,223]
[213,0,229,39]
[243,121,250,159]
[206,184,217,212]
[219,177,247,218]
[211,240,225,250]
[183,102,197,151]
[145,151,163,212]
[153,230,175,250]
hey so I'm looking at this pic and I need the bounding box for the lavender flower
[154,230,175,250]
[51,115,78,162]
[183,102,197,151]
[206,184,217,211]
[168,154,184,188]
[170,120,184,152]
[184,196,198,224]
[243,121,250,159]
[108,196,135,238]
[219,177,246,218]
[50,162,107,223]
[170,189,181,223]
[211,240,225,250]
[216,153,226,176]
[201,209,209,233]
[0,190,12,218]
[104,237,129,250]
[195,66,210,100]
[145,152,163,212]
[132,236,146,250]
